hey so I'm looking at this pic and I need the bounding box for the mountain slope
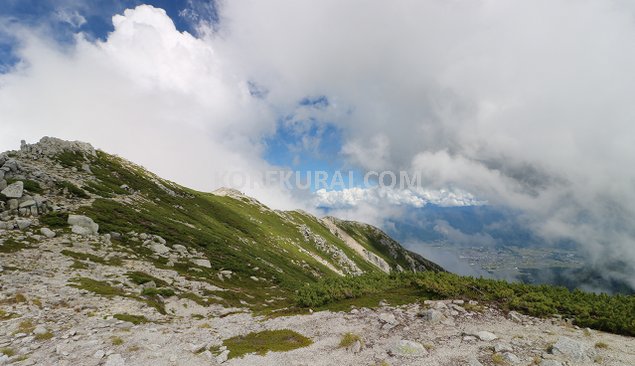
[1,137,442,311]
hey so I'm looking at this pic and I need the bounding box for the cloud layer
[2,1,635,288]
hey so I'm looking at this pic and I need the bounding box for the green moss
[61,250,122,266]
[0,347,15,357]
[224,329,312,359]
[39,212,69,228]
[339,333,362,348]
[68,277,124,297]
[113,313,149,325]
[111,336,125,345]
[0,310,19,320]
[141,288,175,297]
[53,150,85,169]
[34,331,54,341]
[56,181,89,198]
[0,238,29,253]
[126,271,167,287]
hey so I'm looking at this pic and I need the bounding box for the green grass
[0,238,29,253]
[69,277,124,296]
[126,271,167,287]
[56,181,90,198]
[339,333,362,348]
[61,250,122,266]
[0,347,15,357]
[39,212,69,228]
[53,150,85,169]
[0,310,19,320]
[111,336,124,345]
[113,313,149,325]
[34,331,54,341]
[7,178,43,194]
[223,329,312,359]
[141,288,175,297]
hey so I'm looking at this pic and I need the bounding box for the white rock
[32,326,48,335]
[105,353,125,366]
[540,360,564,366]
[93,350,105,359]
[68,215,99,236]
[149,243,170,255]
[389,340,428,357]
[191,259,211,268]
[378,312,397,324]
[475,331,498,341]
[1,181,23,198]
[494,343,513,353]
[216,350,230,364]
[40,228,56,238]
[502,352,521,364]
[16,219,32,230]
[551,337,589,362]
[422,309,445,323]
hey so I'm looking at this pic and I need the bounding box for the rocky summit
[0,137,633,366]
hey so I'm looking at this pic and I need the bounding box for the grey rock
[467,357,484,366]
[8,199,18,211]
[494,343,513,353]
[389,340,428,357]
[68,214,99,235]
[378,312,397,324]
[18,200,36,208]
[0,179,6,191]
[40,228,56,238]
[350,340,363,353]
[33,326,48,335]
[540,360,564,366]
[551,337,589,362]
[93,350,105,359]
[105,353,125,366]
[1,181,23,198]
[216,350,229,364]
[149,242,170,255]
[191,258,211,268]
[16,219,32,230]
[502,352,521,364]
[474,331,498,341]
[422,309,445,323]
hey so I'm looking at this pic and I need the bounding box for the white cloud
[55,9,86,28]
[314,186,484,209]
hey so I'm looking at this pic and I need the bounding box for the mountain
[1,138,634,366]
[0,137,441,311]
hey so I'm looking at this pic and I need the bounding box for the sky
[2,0,635,290]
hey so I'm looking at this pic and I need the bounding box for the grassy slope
[55,150,434,310]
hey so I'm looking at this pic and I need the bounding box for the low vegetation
[113,313,149,325]
[339,332,362,348]
[296,272,635,336]
[223,329,313,359]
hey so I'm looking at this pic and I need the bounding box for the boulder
[216,350,229,364]
[40,228,56,238]
[68,215,99,236]
[422,309,445,324]
[1,181,23,198]
[494,343,513,353]
[191,258,211,268]
[389,340,428,357]
[502,352,521,364]
[149,242,170,255]
[379,312,397,324]
[104,354,125,366]
[551,337,589,362]
[0,179,6,191]
[540,360,564,366]
[474,331,498,341]
[16,219,32,230]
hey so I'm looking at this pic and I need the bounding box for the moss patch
[224,329,312,359]
[113,313,149,325]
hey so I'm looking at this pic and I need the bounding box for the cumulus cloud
[211,0,635,288]
[0,5,309,210]
[314,186,484,209]
[2,1,635,289]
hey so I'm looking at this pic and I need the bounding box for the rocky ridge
[0,138,633,365]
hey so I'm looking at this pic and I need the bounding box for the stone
[93,350,105,359]
[191,259,211,268]
[216,350,229,364]
[18,200,36,208]
[68,215,99,235]
[502,352,521,364]
[16,219,32,230]
[350,340,363,353]
[508,311,523,323]
[0,179,6,191]
[494,343,513,353]
[467,357,484,366]
[33,326,48,335]
[173,244,188,255]
[551,337,588,362]
[422,309,445,323]
[389,340,428,357]
[8,199,18,211]
[540,360,564,366]
[1,181,23,198]
[104,353,125,366]
[475,331,498,341]
[379,312,397,324]
[149,242,170,255]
